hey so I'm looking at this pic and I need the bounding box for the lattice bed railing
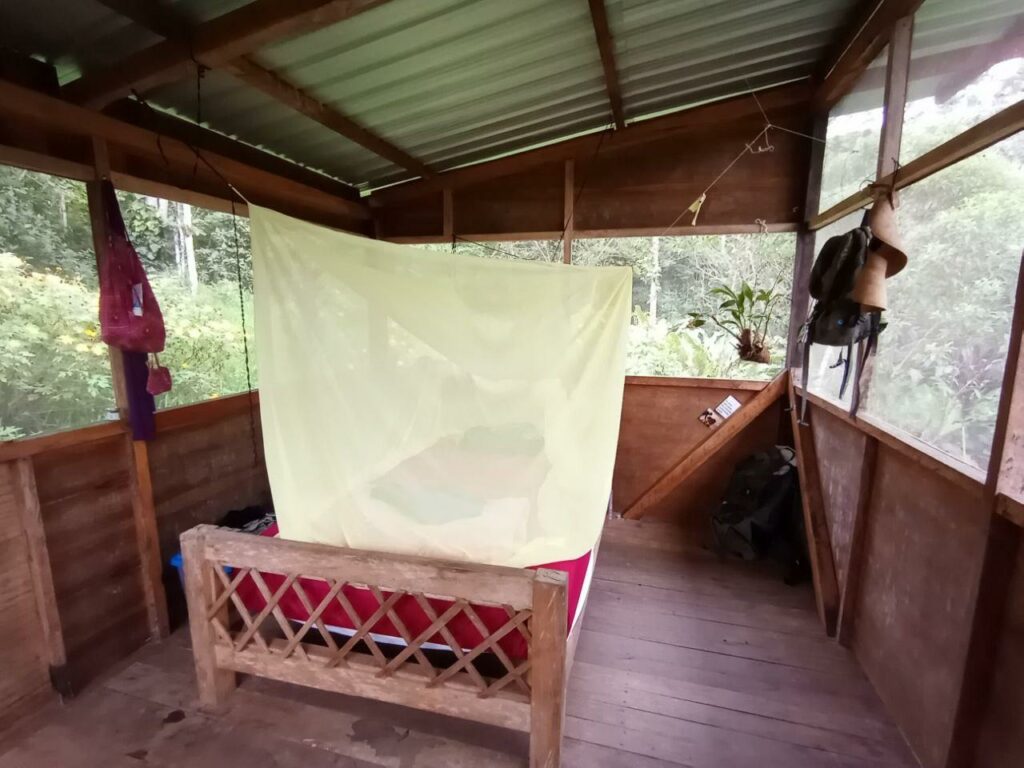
[180,525,569,767]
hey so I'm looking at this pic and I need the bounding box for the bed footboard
[180,525,568,768]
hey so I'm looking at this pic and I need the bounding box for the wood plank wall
[374,110,809,241]
[0,463,52,729]
[973,542,1024,767]
[149,408,269,570]
[32,435,150,695]
[805,399,1024,768]
[0,395,272,729]
[613,378,783,536]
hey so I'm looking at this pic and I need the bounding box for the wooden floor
[0,519,917,767]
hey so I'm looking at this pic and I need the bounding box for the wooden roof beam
[815,0,925,110]
[88,0,433,179]
[586,0,626,130]
[63,0,392,107]
[223,59,433,178]
[0,78,371,227]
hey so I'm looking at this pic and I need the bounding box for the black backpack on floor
[711,446,810,585]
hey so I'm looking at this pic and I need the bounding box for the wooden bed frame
[180,525,582,768]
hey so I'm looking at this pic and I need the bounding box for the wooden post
[787,379,840,636]
[836,437,878,646]
[13,458,69,694]
[86,137,129,418]
[785,113,826,368]
[181,528,236,710]
[877,15,913,178]
[945,253,1024,768]
[562,159,574,264]
[442,187,453,244]
[530,568,568,768]
[88,136,169,640]
[127,439,170,638]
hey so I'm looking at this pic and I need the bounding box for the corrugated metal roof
[0,0,869,191]
[904,0,1022,103]
[608,0,852,119]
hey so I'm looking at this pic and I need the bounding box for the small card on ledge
[715,395,741,420]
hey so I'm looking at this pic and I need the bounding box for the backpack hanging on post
[799,192,907,421]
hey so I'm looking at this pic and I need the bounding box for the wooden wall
[613,377,784,537]
[973,542,1024,767]
[0,394,271,730]
[804,396,1014,768]
[0,462,52,729]
[33,435,151,695]
[371,85,812,241]
[150,407,270,569]
[150,404,271,626]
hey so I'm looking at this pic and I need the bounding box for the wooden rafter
[586,0,626,130]
[222,58,433,178]
[65,0,392,106]
[0,78,370,226]
[105,98,360,202]
[88,0,432,179]
[815,0,925,110]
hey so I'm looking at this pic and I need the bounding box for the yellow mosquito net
[250,206,631,567]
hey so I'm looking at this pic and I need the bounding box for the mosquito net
[250,206,631,567]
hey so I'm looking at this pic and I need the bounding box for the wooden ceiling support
[815,0,925,110]
[105,98,361,201]
[88,0,432,179]
[0,78,370,229]
[65,0,391,106]
[586,0,626,130]
[222,59,433,178]
[371,81,812,205]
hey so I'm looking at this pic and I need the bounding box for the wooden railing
[181,525,571,767]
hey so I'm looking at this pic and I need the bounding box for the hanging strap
[849,324,880,417]
[799,335,812,425]
[837,342,854,400]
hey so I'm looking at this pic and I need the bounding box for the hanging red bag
[146,354,173,396]
[97,180,166,353]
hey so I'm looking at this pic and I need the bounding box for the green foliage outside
[809,60,1024,467]
[425,234,796,381]
[0,165,255,440]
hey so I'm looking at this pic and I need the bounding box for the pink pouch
[146,354,172,396]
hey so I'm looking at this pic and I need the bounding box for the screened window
[0,166,113,439]
[819,47,888,211]
[572,234,795,380]
[862,132,1024,468]
[116,192,257,409]
[901,0,1023,164]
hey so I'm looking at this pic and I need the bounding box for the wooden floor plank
[567,664,911,763]
[0,521,916,767]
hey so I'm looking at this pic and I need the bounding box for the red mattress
[236,524,590,660]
